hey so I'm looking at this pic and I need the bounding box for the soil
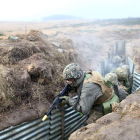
[0,22,140,136]
[0,30,81,131]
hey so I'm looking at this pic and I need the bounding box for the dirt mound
[0,28,134,132]
[0,30,78,131]
[25,30,48,41]
[0,41,41,65]
[69,89,140,140]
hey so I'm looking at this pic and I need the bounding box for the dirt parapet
[69,89,140,140]
[25,30,48,41]
[0,30,78,131]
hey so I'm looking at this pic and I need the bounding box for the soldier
[59,63,119,122]
[112,55,122,64]
[111,65,132,95]
[105,72,129,102]
[111,55,124,70]
[121,65,133,93]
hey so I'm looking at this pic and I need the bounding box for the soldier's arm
[68,83,103,115]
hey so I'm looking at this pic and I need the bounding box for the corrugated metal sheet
[97,56,140,94]
[127,57,140,93]
[97,61,105,76]
[128,57,134,75]
[132,71,140,93]
[0,55,139,140]
[0,104,88,140]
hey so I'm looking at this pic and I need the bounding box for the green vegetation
[7,30,13,32]
[73,18,140,27]
[128,29,140,31]
[102,18,140,26]
[43,18,140,30]
[43,25,62,29]
[118,28,140,32]
[0,33,4,36]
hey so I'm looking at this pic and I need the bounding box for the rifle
[42,84,72,121]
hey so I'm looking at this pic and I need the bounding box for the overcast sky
[0,0,140,21]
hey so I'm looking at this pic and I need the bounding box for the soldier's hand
[59,96,69,104]
[122,86,128,92]
[118,85,127,92]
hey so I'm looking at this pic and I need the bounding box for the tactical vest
[84,71,114,105]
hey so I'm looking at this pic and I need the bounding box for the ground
[0,20,140,139]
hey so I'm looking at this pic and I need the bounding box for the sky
[0,0,140,21]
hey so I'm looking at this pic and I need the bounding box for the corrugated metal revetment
[97,57,140,93]
[0,104,88,140]
[132,71,140,93]
[128,57,134,75]
[0,56,140,140]
[97,60,105,76]
[121,57,140,93]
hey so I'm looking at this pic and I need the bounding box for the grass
[118,29,140,33]
[76,30,97,33]
[43,25,60,29]
[0,33,4,36]
[43,18,140,30]
[7,30,13,32]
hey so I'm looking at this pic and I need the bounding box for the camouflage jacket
[67,73,103,115]
[110,68,131,93]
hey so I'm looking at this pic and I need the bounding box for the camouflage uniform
[112,55,122,64]
[62,64,105,121]
[105,72,128,102]
[121,65,133,94]
[104,73,118,87]
[110,66,131,101]
[61,63,119,123]
[64,70,104,115]
[110,55,124,70]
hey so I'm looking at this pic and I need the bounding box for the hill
[42,14,83,21]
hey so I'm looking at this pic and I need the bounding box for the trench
[0,41,140,140]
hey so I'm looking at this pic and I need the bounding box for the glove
[118,85,127,92]
[59,96,69,104]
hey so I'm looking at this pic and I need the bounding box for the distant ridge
[42,15,83,21]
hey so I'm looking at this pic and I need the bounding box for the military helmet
[104,73,118,85]
[112,55,122,63]
[63,63,83,80]
[116,67,128,80]
[121,65,130,75]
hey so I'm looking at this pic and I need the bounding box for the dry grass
[1,21,140,38]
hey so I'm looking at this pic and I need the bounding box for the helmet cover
[104,73,118,85]
[112,55,122,63]
[63,63,83,80]
[116,67,128,80]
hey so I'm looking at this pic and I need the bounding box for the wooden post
[61,103,65,140]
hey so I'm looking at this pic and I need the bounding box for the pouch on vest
[103,94,119,115]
